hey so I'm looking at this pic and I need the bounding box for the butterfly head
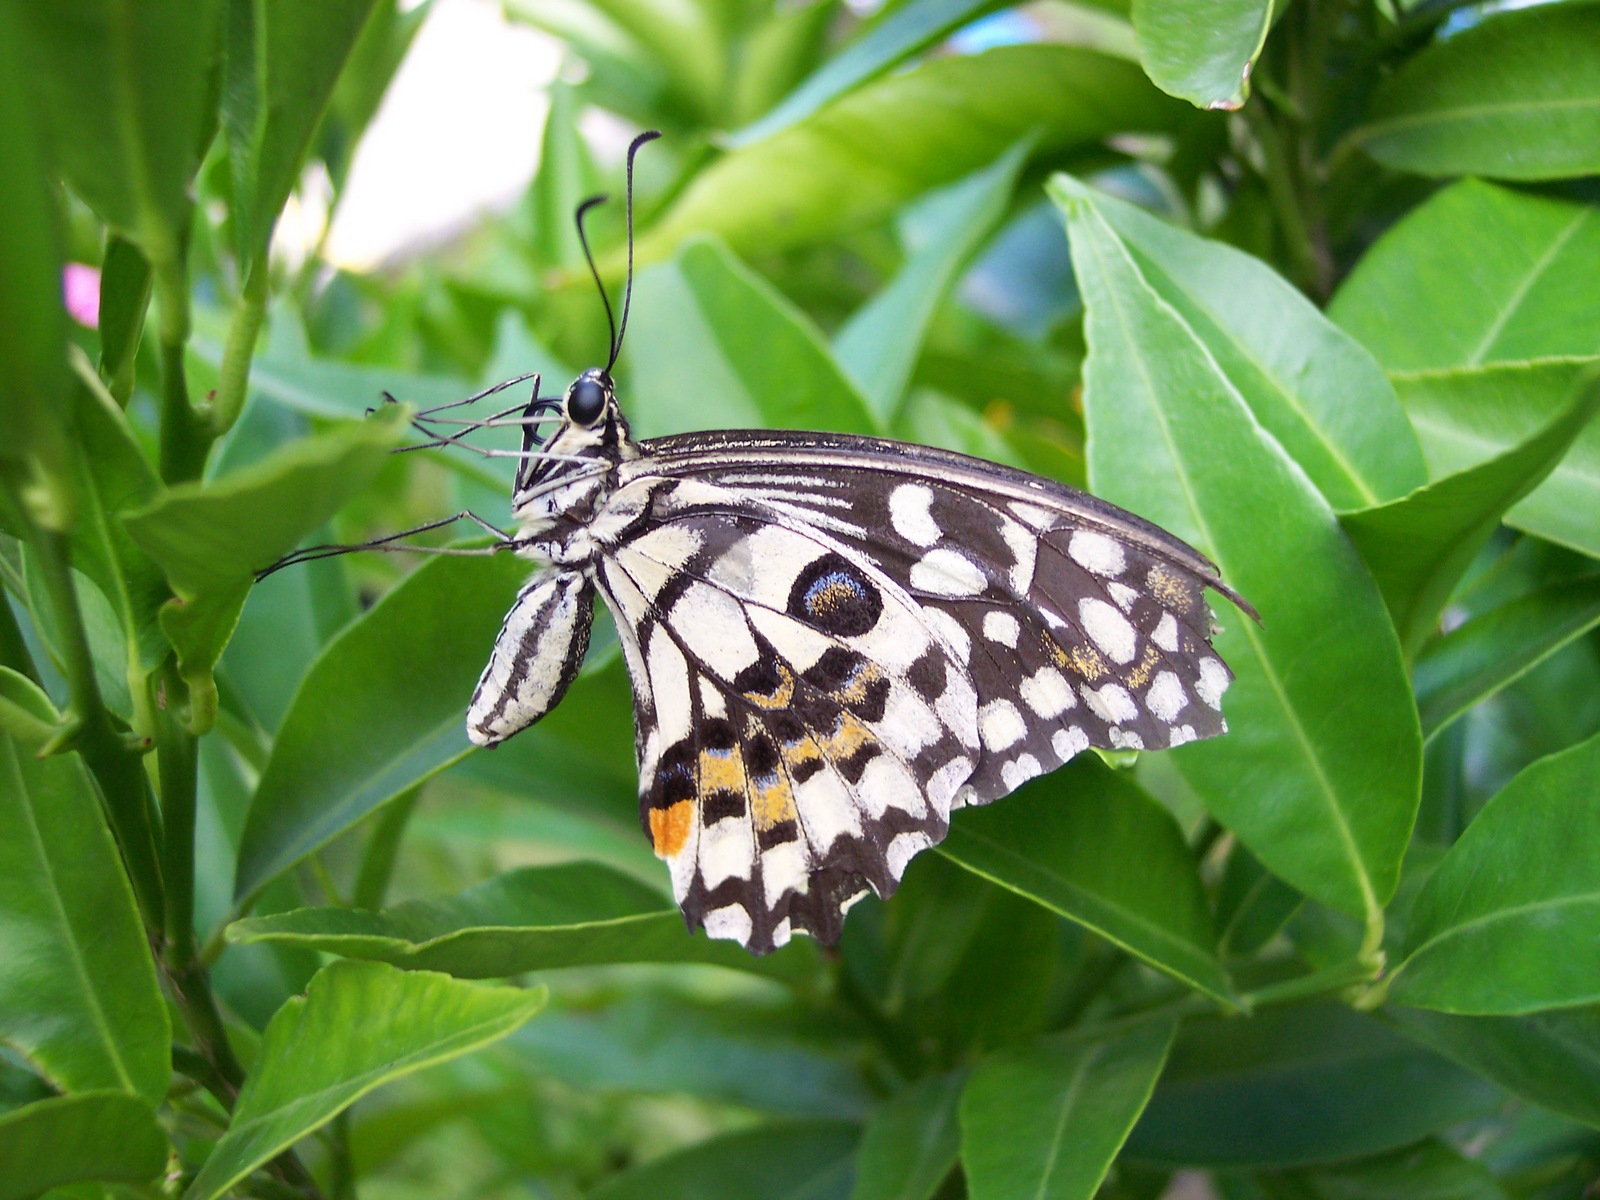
[509,367,637,531]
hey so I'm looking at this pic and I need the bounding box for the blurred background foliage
[2,0,1600,1197]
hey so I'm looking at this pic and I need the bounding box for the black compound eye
[567,378,607,426]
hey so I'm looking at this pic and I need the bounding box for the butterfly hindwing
[596,481,982,952]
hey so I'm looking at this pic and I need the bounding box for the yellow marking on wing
[1148,565,1194,613]
[1124,641,1162,689]
[649,800,693,858]
[819,709,875,760]
[1049,633,1108,681]
[834,661,886,706]
[700,748,745,796]
[751,771,796,831]
[743,662,795,709]
[782,732,823,777]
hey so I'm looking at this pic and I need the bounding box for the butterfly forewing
[576,432,1247,953]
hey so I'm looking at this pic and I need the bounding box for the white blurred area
[313,0,562,272]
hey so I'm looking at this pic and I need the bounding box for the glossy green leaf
[227,861,816,983]
[940,756,1235,1004]
[1393,361,1600,560]
[1132,0,1272,110]
[1393,729,1600,1014]
[1054,175,1420,923]
[0,667,58,749]
[1216,845,1302,959]
[962,1021,1175,1200]
[589,1120,861,1200]
[95,238,152,403]
[0,734,169,1104]
[0,1093,168,1200]
[642,46,1184,263]
[234,551,527,904]
[1285,1139,1510,1200]
[1388,1005,1600,1130]
[1351,1,1600,181]
[1123,1005,1501,1167]
[626,236,878,438]
[183,960,546,1200]
[0,7,73,519]
[8,0,218,265]
[730,0,1003,147]
[225,0,384,273]
[123,405,407,598]
[1341,381,1600,657]
[1330,181,1600,372]
[529,81,601,272]
[1416,576,1600,740]
[1087,188,1424,509]
[835,140,1030,421]
[850,1072,963,1200]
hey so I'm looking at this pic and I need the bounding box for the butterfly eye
[567,379,607,426]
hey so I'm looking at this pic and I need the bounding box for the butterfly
[267,132,1252,956]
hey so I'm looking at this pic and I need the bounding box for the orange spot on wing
[649,800,693,858]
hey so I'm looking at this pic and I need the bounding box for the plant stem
[29,523,166,930]
[211,266,271,439]
[154,260,211,484]
[157,659,200,967]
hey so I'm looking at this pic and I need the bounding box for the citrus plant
[2,0,1599,1197]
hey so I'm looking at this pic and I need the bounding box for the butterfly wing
[598,431,1252,953]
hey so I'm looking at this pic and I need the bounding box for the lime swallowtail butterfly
[266,132,1252,955]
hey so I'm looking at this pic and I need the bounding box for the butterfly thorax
[509,368,641,558]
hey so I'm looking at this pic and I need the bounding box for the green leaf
[0,6,73,523]
[182,960,545,1200]
[1416,576,1600,741]
[961,1021,1175,1200]
[940,756,1236,1004]
[1393,729,1600,1014]
[641,45,1184,263]
[0,1093,168,1200]
[850,1072,963,1200]
[1086,188,1425,510]
[835,140,1030,422]
[1053,175,1420,924]
[589,1119,860,1200]
[1216,845,1302,959]
[626,236,878,438]
[528,81,601,272]
[1393,361,1600,560]
[1341,380,1600,657]
[95,238,153,404]
[1329,181,1600,372]
[0,734,169,1104]
[1285,1139,1511,1200]
[225,0,384,274]
[0,667,59,750]
[234,550,528,904]
[729,0,1005,147]
[1132,0,1272,110]
[1350,1,1600,181]
[8,0,218,266]
[123,405,408,598]
[1123,1005,1501,1167]
[226,861,817,983]
[1388,1005,1600,1130]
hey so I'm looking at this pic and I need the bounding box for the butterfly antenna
[575,194,617,366]
[607,129,662,374]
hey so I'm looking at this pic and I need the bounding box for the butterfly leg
[255,511,513,580]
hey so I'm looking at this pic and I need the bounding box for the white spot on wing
[1079,597,1138,664]
[1010,502,1053,530]
[1068,530,1126,576]
[1170,725,1197,747]
[979,699,1027,751]
[1001,519,1037,594]
[1196,658,1230,709]
[1110,729,1145,750]
[1001,753,1042,790]
[887,831,933,880]
[1053,726,1090,761]
[983,611,1020,647]
[699,818,754,889]
[856,756,926,819]
[911,548,987,597]
[703,904,753,945]
[1019,667,1075,718]
[1146,671,1187,722]
[1152,612,1180,652]
[1085,683,1138,724]
[889,484,940,547]
[1107,581,1139,611]
[674,583,760,679]
[762,840,808,908]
